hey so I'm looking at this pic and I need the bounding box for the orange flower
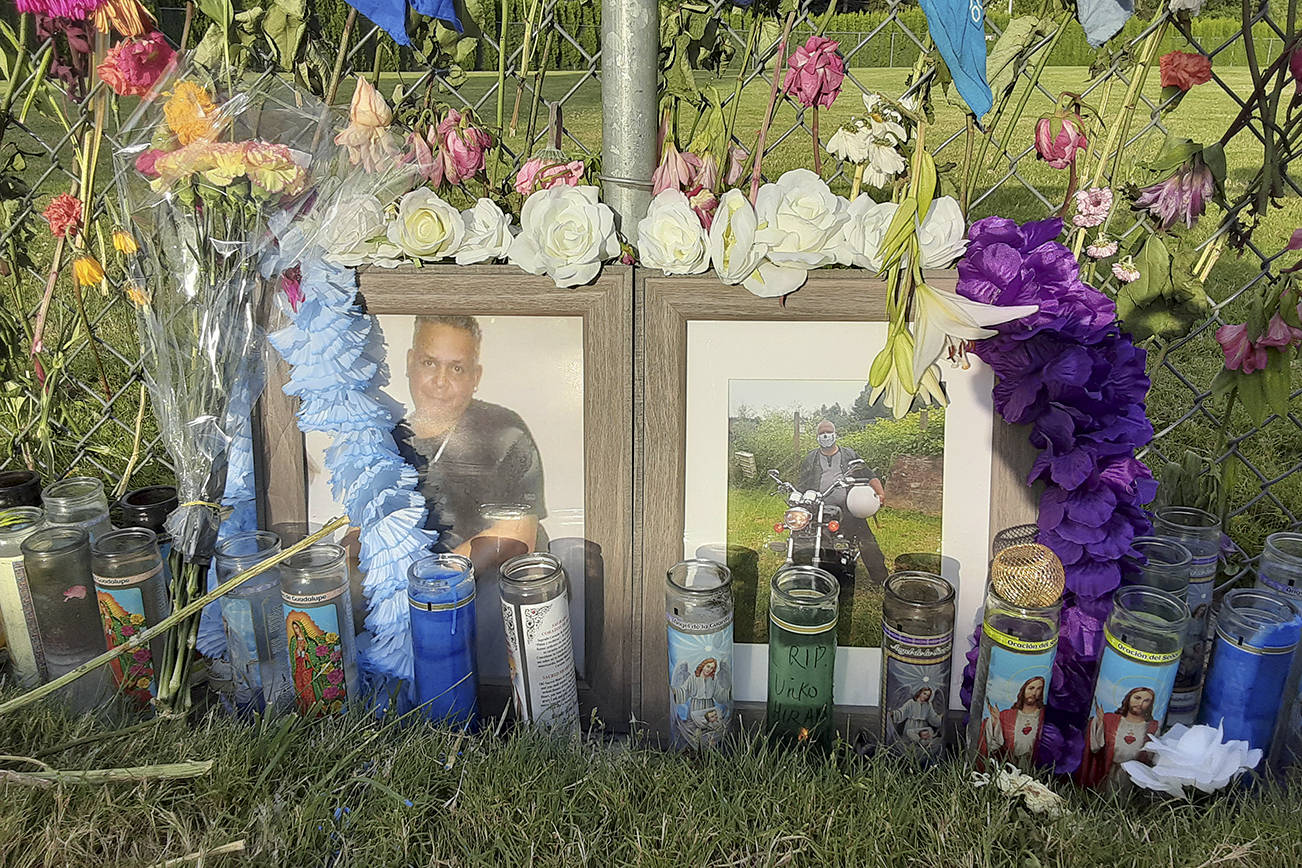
[93,0,155,37]
[112,229,139,255]
[124,283,151,306]
[73,256,105,286]
[164,81,219,145]
[42,193,82,239]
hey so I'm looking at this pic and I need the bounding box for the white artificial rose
[839,198,899,272]
[386,188,464,261]
[508,184,619,288]
[317,194,387,266]
[368,242,406,268]
[637,190,709,275]
[455,198,515,265]
[918,196,968,267]
[826,119,871,164]
[708,189,803,298]
[754,169,848,273]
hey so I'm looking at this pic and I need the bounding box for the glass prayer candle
[117,486,177,560]
[409,553,479,728]
[1153,506,1221,726]
[767,564,838,749]
[20,526,110,712]
[880,570,954,762]
[499,552,580,735]
[91,528,170,705]
[216,531,290,711]
[666,559,733,750]
[470,504,534,681]
[41,477,112,542]
[0,507,47,686]
[967,543,1064,771]
[281,543,359,717]
[1199,588,1302,751]
[1270,628,1302,774]
[1078,586,1189,791]
[1255,532,1302,601]
[1122,536,1193,600]
[0,470,41,509]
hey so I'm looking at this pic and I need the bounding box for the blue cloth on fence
[345,0,462,47]
[1077,0,1133,48]
[918,0,993,117]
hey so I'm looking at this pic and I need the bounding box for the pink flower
[331,650,342,662]
[402,128,442,185]
[42,193,82,239]
[783,35,846,109]
[1072,187,1113,228]
[1133,157,1215,231]
[1111,258,1140,283]
[97,31,174,97]
[135,148,164,178]
[691,152,719,192]
[1256,314,1302,348]
[322,686,343,701]
[133,647,150,662]
[121,624,136,636]
[281,264,303,312]
[686,185,718,229]
[725,144,749,186]
[315,645,328,657]
[437,109,492,185]
[1293,45,1302,94]
[326,668,344,684]
[63,585,87,601]
[16,0,103,17]
[652,140,693,195]
[1216,323,1270,372]
[1035,115,1088,169]
[1087,239,1118,259]
[128,664,147,678]
[514,155,584,196]
[1288,227,1302,251]
[334,77,397,173]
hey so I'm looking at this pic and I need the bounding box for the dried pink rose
[437,109,492,185]
[783,35,846,109]
[514,155,584,196]
[334,77,397,173]
[97,30,174,97]
[1072,187,1113,228]
[1035,115,1088,169]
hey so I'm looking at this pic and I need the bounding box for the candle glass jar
[42,477,112,542]
[409,554,479,728]
[1122,537,1193,600]
[91,528,170,705]
[1152,505,1222,726]
[666,559,733,750]
[1256,533,1302,600]
[281,543,359,717]
[117,486,177,556]
[499,552,580,734]
[20,526,110,711]
[0,470,41,509]
[216,531,290,711]
[767,564,839,749]
[470,504,535,681]
[1078,586,1189,791]
[880,571,954,762]
[0,507,47,686]
[1199,588,1302,751]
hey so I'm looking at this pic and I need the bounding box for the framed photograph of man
[637,270,1039,737]
[255,265,634,726]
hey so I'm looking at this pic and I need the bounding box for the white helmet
[846,484,881,519]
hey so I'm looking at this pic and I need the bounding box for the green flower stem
[983,15,1070,173]
[722,13,761,166]
[749,10,797,203]
[496,0,509,128]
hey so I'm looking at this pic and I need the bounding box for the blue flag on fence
[917,0,993,117]
[1077,0,1133,47]
[345,0,462,47]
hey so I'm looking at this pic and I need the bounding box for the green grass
[728,486,941,646]
[1,696,1302,866]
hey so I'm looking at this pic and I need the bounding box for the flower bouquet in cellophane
[114,59,333,715]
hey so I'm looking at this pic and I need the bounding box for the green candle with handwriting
[767,565,838,748]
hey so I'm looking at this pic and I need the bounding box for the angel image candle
[666,558,733,750]
[879,570,954,762]
[281,543,359,717]
[767,564,838,749]
[499,552,579,734]
[1153,506,1221,726]
[409,553,479,728]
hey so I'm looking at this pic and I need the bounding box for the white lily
[911,281,1039,378]
[709,189,807,298]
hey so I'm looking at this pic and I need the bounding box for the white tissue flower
[1123,723,1263,797]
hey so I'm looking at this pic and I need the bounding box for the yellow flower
[73,256,104,286]
[112,229,139,255]
[135,676,151,689]
[246,144,306,196]
[130,613,145,626]
[325,632,339,644]
[164,81,219,145]
[329,700,343,714]
[201,143,249,187]
[125,283,151,306]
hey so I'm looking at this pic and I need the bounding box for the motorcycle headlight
[783,508,812,531]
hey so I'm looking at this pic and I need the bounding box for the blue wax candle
[1199,589,1302,751]
[409,554,478,728]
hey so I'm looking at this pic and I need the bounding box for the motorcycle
[766,459,881,586]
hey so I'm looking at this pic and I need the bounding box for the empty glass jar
[1256,532,1302,601]
[42,477,112,542]
[216,531,290,711]
[0,470,41,509]
[1152,505,1222,726]
[1123,536,1194,600]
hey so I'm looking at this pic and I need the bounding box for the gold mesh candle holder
[990,543,1065,608]
[991,523,1040,557]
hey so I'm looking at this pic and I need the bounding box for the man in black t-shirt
[797,420,888,587]
[393,315,546,554]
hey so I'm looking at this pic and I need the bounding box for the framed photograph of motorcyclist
[254,265,635,728]
[637,270,1038,735]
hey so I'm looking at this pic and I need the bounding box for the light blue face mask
[817,432,836,448]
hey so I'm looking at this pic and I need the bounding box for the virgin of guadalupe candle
[0,470,41,508]
[91,528,170,705]
[216,531,290,711]
[1122,537,1193,600]
[1199,588,1302,751]
[1255,532,1302,600]
[0,507,47,686]
[767,564,838,748]
[666,559,733,750]
[879,570,954,762]
[409,554,479,728]
[967,543,1064,771]
[281,543,359,717]
[1153,506,1221,726]
[41,477,112,542]
[1077,586,1188,791]
[499,552,579,734]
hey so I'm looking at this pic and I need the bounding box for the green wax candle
[766,565,838,748]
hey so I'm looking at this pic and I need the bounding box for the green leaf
[662,33,700,102]
[261,0,307,69]
[453,37,479,70]
[1144,135,1201,174]
[878,199,919,269]
[1159,85,1186,116]
[913,150,937,223]
[1237,375,1269,425]
[1200,142,1227,186]
[194,0,234,32]
[985,17,1044,99]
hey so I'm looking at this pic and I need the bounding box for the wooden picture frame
[255,264,635,729]
[634,269,1039,739]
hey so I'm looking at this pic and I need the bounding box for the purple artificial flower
[1133,157,1215,231]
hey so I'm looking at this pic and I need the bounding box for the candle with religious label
[1122,537,1193,600]
[20,526,110,711]
[0,507,47,686]
[1077,586,1188,791]
[666,559,733,750]
[409,553,479,728]
[1264,534,1302,773]
[879,570,954,762]
[216,531,290,711]
[767,564,839,748]
[967,543,1064,771]
[0,470,41,509]
[1255,533,1302,600]
[1152,506,1221,726]
[281,543,359,717]
[1199,588,1302,751]
[499,552,579,734]
[91,528,170,705]
[41,477,112,542]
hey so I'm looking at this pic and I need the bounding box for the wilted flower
[437,109,492,185]
[1035,114,1088,169]
[1086,238,1119,259]
[1111,257,1141,284]
[97,31,174,96]
[73,255,104,286]
[514,154,585,196]
[16,0,102,17]
[826,119,872,164]
[124,282,150,306]
[1255,313,1302,349]
[334,77,397,173]
[1168,0,1204,13]
[1216,323,1268,373]
[652,140,693,195]
[42,193,82,239]
[280,265,303,312]
[163,80,219,146]
[784,36,846,109]
[112,229,138,254]
[1072,187,1113,228]
[93,0,154,37]
[1293,45,1302,94]
[1160,51,1212,92]
[1132,156,1215,230]
[686,185,718,229]
[725,144,748,185]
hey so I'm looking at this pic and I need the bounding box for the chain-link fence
[0,1,1296,566]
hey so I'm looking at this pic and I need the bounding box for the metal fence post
[600,0,658,244]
